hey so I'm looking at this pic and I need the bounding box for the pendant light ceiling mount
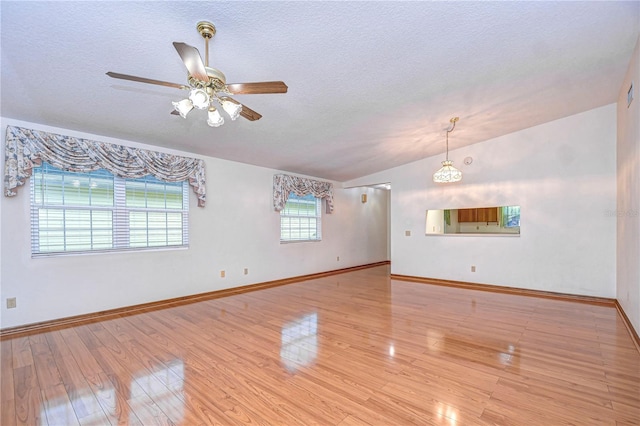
[433,117,463,183]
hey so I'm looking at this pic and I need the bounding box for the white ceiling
[1,1,638,182]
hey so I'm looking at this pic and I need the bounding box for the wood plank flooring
[1,265,639,425]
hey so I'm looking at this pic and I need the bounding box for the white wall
[0,118,389,329]
[346,105,617,298]
[426,210,445,234]
[617,36,640,335]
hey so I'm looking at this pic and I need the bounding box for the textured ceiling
[1,1,638,182]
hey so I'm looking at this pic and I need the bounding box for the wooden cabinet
[458,207,498,223]
[457,208,477,222]
[477,207,498,223]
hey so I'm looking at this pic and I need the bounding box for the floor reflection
[280,313,318,371]
[436,335,520,371]
[498,343,517,367]
[39,360,185,424]
[131,360,185,421]
[435,401,459,425]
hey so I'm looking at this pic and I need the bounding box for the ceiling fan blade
[173,42,209,81]
[224,97,262,121]
[239,105,262,121]
[226,81,288,95]
[106,72,187,90]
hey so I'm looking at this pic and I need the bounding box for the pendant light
[433,117,462,183]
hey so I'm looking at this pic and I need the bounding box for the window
[502,205,521,228]
[280,192,322,242]
[30,162,189,256]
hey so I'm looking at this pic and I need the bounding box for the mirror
[426,206,520,235]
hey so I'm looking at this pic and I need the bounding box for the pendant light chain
[432,117,462,183]
[445,119,456,161]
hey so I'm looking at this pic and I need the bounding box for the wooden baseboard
[390,274,616,306]
[0,261,390,340]
[615,300,640,354]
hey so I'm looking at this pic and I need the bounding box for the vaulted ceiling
[1,1,638,181]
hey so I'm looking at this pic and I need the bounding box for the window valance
[273,173,334,213]
[4,125,206,207]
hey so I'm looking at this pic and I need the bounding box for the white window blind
[280,192,322,242]
[30,162,189,256]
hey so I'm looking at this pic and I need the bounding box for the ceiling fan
[106,21,287,127]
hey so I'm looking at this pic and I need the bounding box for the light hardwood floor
[1,265,639,425]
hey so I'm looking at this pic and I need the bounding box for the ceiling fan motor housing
[206,67,226,86]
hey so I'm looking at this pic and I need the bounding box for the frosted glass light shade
[221,99,242,120]
[433,160,462,183]
[207,107,224,127]
[189,88,210,109]
[172,99,193,118]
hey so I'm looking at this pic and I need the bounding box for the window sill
[31,245,189,258]
[280,239,322,244]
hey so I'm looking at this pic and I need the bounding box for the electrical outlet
[220,270,225,278]
[405,230,411,236]
[244,268,248,275]
[6,298,16,309]
[337,256,340,261]
[471,266,476,272]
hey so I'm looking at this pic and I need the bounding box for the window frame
[280,192,323,243]
[30,162,189,257]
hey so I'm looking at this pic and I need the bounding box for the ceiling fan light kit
[220,98,242,120]
[172,99,194,118]
[107,20,287,128]
[207,107,224,127]
[188,88,210,109]
[433,117,463,183]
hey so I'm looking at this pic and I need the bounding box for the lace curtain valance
[273,173,334,213]
[4,125,206,207]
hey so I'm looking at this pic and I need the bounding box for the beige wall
[0,118,389,329]
[346,105,617,299]
[617,36,640,336]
